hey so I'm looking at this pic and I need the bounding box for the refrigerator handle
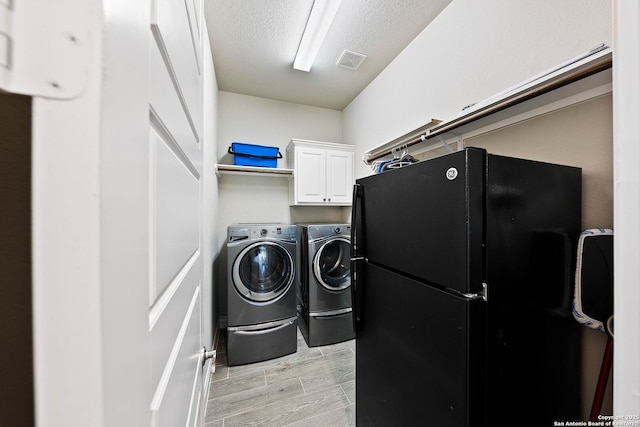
[350,183,361,258]
[350,183,364,332]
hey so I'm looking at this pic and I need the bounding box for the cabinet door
[325,149,354,204]
[295,146,327,203]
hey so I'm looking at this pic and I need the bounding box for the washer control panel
[228,224,296,242]
[256,226,293,239]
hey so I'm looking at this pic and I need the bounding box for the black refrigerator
[350,147,582,426]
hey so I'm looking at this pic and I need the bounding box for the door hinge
[463,282,488,302]
[0,0,91,98]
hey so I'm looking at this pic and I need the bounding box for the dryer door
[233,241,294,303]
[313,237,351,291]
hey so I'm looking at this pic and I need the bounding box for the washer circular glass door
[233,241,294,303]
[313,237,351,291]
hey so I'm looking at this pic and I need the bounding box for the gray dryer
[296,223,355,347]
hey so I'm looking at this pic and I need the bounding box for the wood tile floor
[205,329,355,427]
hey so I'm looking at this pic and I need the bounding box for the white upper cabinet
[287,139,355,206]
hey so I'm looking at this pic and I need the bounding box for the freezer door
[355,148,485,294]
[355,262,486,426]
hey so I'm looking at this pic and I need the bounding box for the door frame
[613,0,640,416]
[31,1,152,425]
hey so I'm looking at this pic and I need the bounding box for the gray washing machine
[296,223,355,347]
[226,224,297,365]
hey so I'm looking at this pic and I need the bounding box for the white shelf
[364,45,612,164]
[215,164,293,177]
[427,47,612,139]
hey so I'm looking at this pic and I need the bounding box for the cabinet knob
[323,198,326,202]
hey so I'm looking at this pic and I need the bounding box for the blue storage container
[228,142,282,168]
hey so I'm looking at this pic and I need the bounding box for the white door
[149,0,209,426]
[30,1,154,425]
[296,146,327,203]
[325,149,354,204]
[27,0,212,425]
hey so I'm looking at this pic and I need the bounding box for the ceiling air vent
[336,49,367,71]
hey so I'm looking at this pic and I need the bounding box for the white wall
[216,91,345,235]
[217,91,343,163]
[215,92,347,323]
[344,0,612,179]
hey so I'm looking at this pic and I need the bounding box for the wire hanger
[381,143,418,172]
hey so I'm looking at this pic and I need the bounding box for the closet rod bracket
[436,135,454,153]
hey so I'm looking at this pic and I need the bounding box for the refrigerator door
[355,148,485,295]
[355,262,485,426]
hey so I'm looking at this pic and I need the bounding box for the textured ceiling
[204,0,452,111]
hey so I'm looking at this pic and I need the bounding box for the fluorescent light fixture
[293,0,343,72]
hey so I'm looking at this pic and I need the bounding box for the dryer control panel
[307,224,351,240]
